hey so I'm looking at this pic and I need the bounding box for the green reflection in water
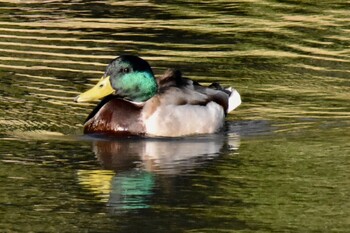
[109,170,155,211]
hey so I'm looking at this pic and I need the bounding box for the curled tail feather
[208,83,241,113]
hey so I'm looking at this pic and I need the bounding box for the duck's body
[75,55,241,137]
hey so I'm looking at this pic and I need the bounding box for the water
[0,0,349,232]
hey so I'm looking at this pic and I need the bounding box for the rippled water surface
[0,0,349,232]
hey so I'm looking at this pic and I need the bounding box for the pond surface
[0,0,349,232]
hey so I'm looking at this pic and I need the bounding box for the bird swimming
[75,55,241,137]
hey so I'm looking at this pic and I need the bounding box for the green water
[0,0,349,232]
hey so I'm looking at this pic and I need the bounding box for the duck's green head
[75,55,158,103]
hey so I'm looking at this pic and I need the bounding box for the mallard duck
[74,55,241,137]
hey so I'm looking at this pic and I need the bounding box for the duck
[74,55,241,137]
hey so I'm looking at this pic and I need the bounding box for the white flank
[143,102,225,137]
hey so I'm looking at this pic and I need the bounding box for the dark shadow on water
[226,120,277,137]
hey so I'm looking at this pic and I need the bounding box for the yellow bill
[74,76,114,103]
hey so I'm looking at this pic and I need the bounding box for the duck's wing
[156,69,240,113]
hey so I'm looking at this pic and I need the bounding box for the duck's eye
[120,68,130,73]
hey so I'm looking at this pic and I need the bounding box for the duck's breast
[84,99,145,136]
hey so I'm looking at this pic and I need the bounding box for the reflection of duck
[75,55,241,137]
[92,135,240,175]
[77,135,240,213]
